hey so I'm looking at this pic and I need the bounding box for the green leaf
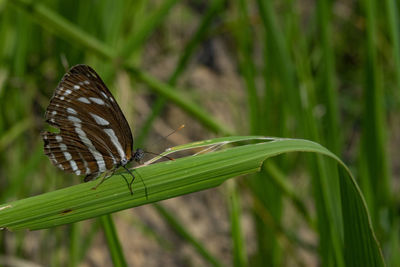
[0,136,385,266]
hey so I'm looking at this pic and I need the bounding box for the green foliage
[0,0,398,266]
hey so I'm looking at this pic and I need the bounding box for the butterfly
[42,64,144,194]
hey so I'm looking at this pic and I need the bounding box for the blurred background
[0,0,399,266]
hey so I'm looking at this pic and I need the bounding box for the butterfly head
[132,148,145,163]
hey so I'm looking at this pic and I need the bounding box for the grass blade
[227,181,248,267]
[361,0,390,218]
[0,136,385,266]
[100,214,128,267]
[234,0,259,134]
[385,0,400,103]
[1,137,340,230]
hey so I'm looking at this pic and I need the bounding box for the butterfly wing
[42,65,133,179]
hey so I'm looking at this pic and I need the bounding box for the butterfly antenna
[143,151,175,161]
[164,124,185,140]
[148,124,185,150]
[122,165,148,199]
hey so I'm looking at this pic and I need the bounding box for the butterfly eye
[133,148,145,162]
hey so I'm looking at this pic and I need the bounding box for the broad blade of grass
[339,168,384,267]
[0,136,385,266]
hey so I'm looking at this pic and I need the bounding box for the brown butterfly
[42,64,144,194]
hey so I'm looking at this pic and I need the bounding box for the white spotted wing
[42,65,134,180]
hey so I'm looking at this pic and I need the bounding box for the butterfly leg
[120,173,134,195]
[91,172,108,190]
[91,169,114,191]
[122,165,148,199]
